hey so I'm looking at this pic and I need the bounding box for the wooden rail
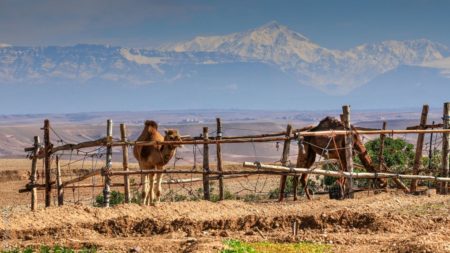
[243,162,450,182]
[47,129,450,153]
[19,174,251,192]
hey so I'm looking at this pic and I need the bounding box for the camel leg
[338,150,347,199]
[294,138,307,201]
[147,173,156,205]
[293,176,299,201]
[155,166,163,204]
[301,147,316,200]
[141,173,149,205]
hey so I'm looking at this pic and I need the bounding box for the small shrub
[95,191,124,207]
[221,240,331,253]
[1,245,96,253]
[241,194,264,202]
[221,239,256,253]
[211,189,234,202]
[268,177,318,199]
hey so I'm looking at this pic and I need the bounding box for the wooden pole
[427,121,435,171]
[410,105,429,193]
[372,121,387,189]
[30,136,40,211]
[120,123,131,203]
[51,137,108,153]
[61,169,102,187]
[293,135,306,201]
[103,119,113,207]
[202,127,210,200]
[56,155,64,206]
[378,122,387,172]
[46,127,450,155]
[43,119,52,207]
[216,118,224,201]
[243,162,450,182]
[278,124,293,202]
[100,129,450,149]
[342,105,354,198]
[441,102,450,194]
[21,174,260,192]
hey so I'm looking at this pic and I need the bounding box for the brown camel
[282,117,388,201]
[133,120,182,205]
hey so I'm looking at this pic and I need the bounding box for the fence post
[120,123,131,203]
[103,119,113,207]
[202,127,210,200]
[410,104,429,193]
[441,102,450,195]
[293,134,306,201]
[342,105,354,198]
[278,124,293,202]
[30,136,40,211]
[56,155,64,206]
[43,119,52,207]
[216,118,224,200]
[427,121,435,171]
[378,121,387,172]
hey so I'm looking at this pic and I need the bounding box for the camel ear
[164,130,168,135]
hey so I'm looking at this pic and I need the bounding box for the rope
[49,125,66,144]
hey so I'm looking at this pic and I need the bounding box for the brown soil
[1,159,450,252]
[0,193,449,252]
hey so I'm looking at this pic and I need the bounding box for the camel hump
[145,120,158,130]
[318,116,343,129]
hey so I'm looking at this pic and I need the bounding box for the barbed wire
[29,121,450,206]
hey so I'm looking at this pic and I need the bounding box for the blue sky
[1,0,450,49]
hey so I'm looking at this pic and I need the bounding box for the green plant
[221,240,331,253]
[323,163,338,186]
[161,189,189,202]
[221,240,256,253]
[364,137,415,172]
[211,189,235,202]
[421,149,443,171]
[268,176,317,199]
[1,245,96,253]
[241,194,264,202]
[95,190,124,207]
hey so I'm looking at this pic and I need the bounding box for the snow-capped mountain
[0,21,449,111]
[162,21,449,93]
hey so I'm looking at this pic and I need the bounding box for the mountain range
[1,21,449,114]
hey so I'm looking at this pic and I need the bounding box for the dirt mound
[302,209,381,230]
[1,194,449,252]
[2,209,385,242]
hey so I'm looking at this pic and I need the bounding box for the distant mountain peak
[256,20,286,32]
[250,21,310,43]
[253,21,309,41]
[1,21,450,100]
[160,21,318,64]
[0,43,11,48]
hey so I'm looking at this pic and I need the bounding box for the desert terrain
[0,109,449,252]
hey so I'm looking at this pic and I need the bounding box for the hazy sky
[1,0,450,49]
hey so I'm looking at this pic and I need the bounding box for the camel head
[144,120,158,135]
[164,129,183,148]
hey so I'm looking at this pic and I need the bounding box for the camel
[133,120,182,205]
[280,117,389,201]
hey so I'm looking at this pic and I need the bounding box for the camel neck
[160,144,176,164]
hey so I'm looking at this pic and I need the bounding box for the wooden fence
[20,103,450,210]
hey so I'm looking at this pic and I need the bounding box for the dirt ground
[1,159,450,252]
